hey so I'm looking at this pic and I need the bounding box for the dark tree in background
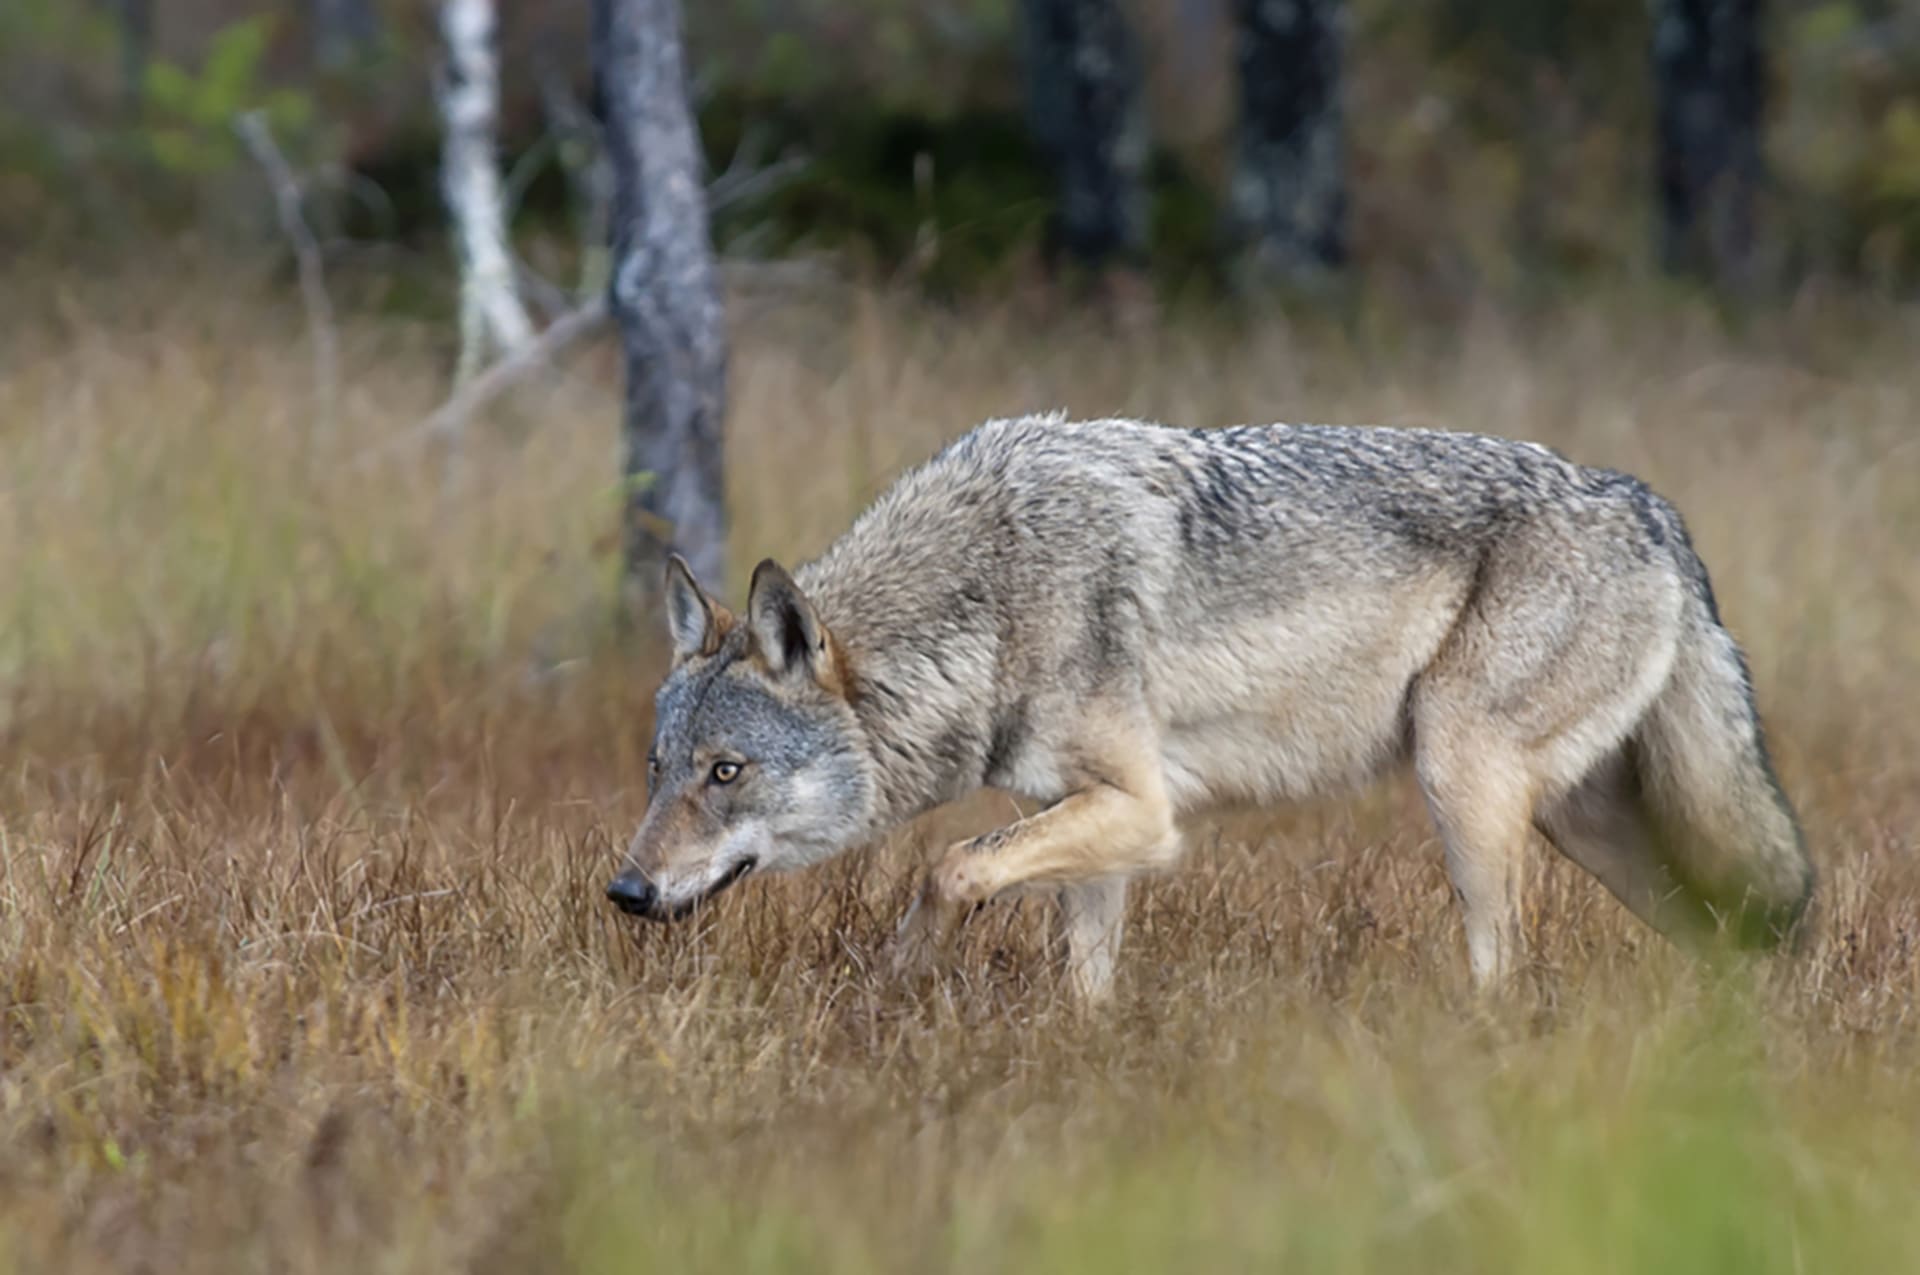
[106,0,152,114]
[310,0,380,70]
[1229,0,1348,281]
[1652,0,1765,283]
[1022,0,1149,273]
[592,0,730,606]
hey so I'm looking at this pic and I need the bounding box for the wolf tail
[1632,544,1815,949]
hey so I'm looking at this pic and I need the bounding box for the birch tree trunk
[1022,0,1149,272]
[593,0,730,604]
[1228,0,1348,282]
[439,0,533,385]
[1652,0,1764,283]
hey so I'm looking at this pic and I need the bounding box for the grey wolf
[605,415,1814,1001]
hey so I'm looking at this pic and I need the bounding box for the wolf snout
[604,871,659,918]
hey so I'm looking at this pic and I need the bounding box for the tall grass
[0,265,1917,1271]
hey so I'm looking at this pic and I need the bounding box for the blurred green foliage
[1775,2,1920,279]
[141,17,313,175]
[0,4,319,242]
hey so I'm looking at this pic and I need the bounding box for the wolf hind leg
[1414,735,1535,991]
[1411,523,1690,989]
[1411,659,1544,991]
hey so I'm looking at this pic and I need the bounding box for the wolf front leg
[930,776,1177,1003]
[888,871,969,980]
[1057,877,1129,1003]
[892,872,1130,1004]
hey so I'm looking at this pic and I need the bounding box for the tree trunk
[1228,0,1347,282]
[1652,0,1764,283]
[110,0,152,116]
[593,0,730,605]
[311,0,379,70]
[438,0,534,385]
[1021,0,1149,272]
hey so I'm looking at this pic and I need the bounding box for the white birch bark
[439,0,533,385]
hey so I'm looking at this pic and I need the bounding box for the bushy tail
[1634,584,1814,950]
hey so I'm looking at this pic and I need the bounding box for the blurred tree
[1427,0,1640,280]
[438,0,532,385]
[105,0,152,115]
[1022,0,1148,274]
[1652,0,1764,283]
[1229,0,1347,281]
[593,0,729,605]
[310,0,379,70]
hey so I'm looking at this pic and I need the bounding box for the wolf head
[605,556,877,921]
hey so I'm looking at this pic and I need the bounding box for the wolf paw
[932,852,996,905]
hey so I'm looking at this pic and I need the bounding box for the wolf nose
[605,872,657,917]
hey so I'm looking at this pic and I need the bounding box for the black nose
[605,872,657,917]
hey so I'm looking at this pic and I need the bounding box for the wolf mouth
[665,856,757,921]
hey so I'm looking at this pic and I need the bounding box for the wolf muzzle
[604,871,659,918]
[604,857,757,922]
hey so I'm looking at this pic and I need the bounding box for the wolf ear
[746,558,832,683]
[663,554,730,663]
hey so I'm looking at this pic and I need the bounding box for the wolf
[605,415,1814,1001]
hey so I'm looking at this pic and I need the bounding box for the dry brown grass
[1,266,1918,1272]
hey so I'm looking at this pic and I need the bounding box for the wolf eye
[710,761,742,785]
[647,754,659,776]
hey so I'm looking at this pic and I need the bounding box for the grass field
[2,266,1918,1271]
